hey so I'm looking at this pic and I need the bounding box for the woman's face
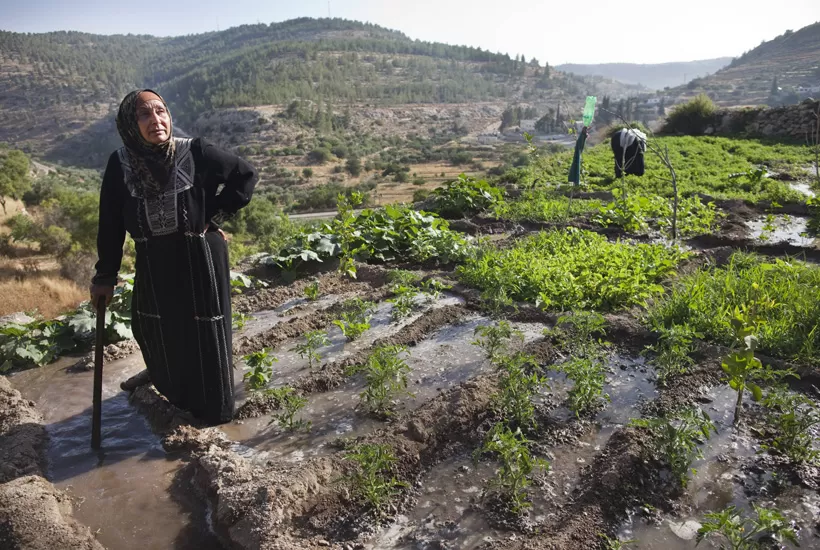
[136,95,171,144]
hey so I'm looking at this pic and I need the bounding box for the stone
[405,420,428,443]
[669,519,702,541]
[0,312,35,326]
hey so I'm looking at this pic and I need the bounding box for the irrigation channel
[2,201,819,550]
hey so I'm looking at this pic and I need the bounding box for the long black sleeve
[92,153,126,286]
[198,138,258,224]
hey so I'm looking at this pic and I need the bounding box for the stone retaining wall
[708,98,819,141]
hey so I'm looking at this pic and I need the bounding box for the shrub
[412,189,430,202]
[661,94,717,135]
[431,174,503,218]
[307,148,332,164]
[449,150,473,166]
[345,156,362,177]
[603,121,650,139]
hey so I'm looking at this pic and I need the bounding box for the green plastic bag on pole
[582,96,597,127]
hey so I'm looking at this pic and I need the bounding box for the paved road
[287,210,338,221]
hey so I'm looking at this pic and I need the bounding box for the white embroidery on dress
[118,138,194,236]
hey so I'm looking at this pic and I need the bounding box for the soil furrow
[233,286,393,357]
[161,372,502,550]
[235,304,471,419]
[0,376,104,550]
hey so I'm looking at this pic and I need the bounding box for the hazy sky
[2,0,819,65]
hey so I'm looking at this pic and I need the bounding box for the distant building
[477,134,500,144]
[519,119,537,132]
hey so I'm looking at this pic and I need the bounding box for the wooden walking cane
[91,296,106,449]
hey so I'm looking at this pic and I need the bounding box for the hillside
[0,18,638,168]
[668,21,820,106]
[556,58,732,90]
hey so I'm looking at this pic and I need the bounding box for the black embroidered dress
[93,137,257,424]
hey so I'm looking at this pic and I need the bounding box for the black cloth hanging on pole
[610,129,646,178]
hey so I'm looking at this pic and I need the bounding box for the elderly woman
[90,89,257,424]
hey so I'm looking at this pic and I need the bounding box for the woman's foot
[120,369,151,392]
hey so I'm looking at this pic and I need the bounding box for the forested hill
[0,17,636,167]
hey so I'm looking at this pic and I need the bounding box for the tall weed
[648,252,820,364]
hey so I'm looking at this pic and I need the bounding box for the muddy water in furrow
[746,215,817,247]
[222,296,469,459]
[368,355,659,549]
[621,385,820,549]
[10,353,221,550]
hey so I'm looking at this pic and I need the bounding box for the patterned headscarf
[116,89,176,193]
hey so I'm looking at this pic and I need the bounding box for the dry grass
[0,275,86,318]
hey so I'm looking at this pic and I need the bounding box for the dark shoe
[120,369,151,392]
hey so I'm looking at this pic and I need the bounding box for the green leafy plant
[728,167,768,189]
[721,288,789,425]
[481,284,516,317]
[0,320,74,371]
[648,252,820,366]
[546,312,610,416]
[291,330,330,369]
[229,271,254,294]
[242,348,277,391]
[594,189,666,234]
[558,356,610,417]
[420,278,452,301]
[458,229,686,312]
[551,311,607,355]
[696,505,799,549]
[631,407,716,487]
[493,190,602,223]
[346,345,414,417]
[430,173,503,218]
[343,443,408,516]
[304,280,321,301]
[335,191,366,278]
[492,352,547,430]
[0,277,134,370]
[387,285,419,322]
[759,213,777,242]
[644,323,701,385]
[474,423,549,514]
[761,385,820,464]
[333,298,375,341]
[387,269,422,289]
[232,311,252,331]
[267,205,470,273]
[265,387,310,431]
[599,534,638,550]
[473,320,524,363]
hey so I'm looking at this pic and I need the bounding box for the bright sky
[1,0,819,65]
